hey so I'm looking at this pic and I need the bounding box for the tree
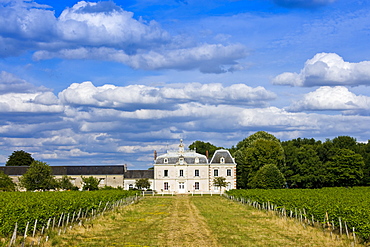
[236,131,280,150]
[249,164,286,189]
[81,176,99,191]
[0,171,16,191]
[325,148,364,187]
[19,161,57,191]
[56,175,76,190]
[234,131,285,189]
[213,177,229,192]
[6,150,34,166]
[287,146,325,188]
[135,178,151,190]
[189,141,221,157]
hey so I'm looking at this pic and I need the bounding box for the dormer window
[195,157,199,164]
[220,157,225,164]
[164,158,168,164]
[179,158,184,165]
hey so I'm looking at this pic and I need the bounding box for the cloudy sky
[1,0,370,168]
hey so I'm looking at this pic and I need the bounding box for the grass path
[51,195,355,247]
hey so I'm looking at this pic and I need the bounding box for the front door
[178,182,185,193]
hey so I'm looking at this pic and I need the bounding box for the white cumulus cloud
[287,86,370,114]
[58,81,275,109]
[272,53,370,87]
[0,1,248,73]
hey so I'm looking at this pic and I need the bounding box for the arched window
[164,158,168,164]
[220,157,225,164]
[195,157,199,164]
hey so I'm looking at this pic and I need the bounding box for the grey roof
[124,170,154,179]
[0,165,126,176]
[209,150,236,164]
[155,156,208,164]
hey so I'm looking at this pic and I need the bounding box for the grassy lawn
[49,195,357,247]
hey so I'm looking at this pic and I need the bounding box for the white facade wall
[153,140,237,194]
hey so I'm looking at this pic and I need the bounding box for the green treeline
[190,131,370,189]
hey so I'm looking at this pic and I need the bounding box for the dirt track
[160,196,220,247]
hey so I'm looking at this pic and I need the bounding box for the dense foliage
[19,161,57,191]
[248,164,286,189]
[226,188,370,241]
[81,176,100,191]
[5,150,34,166]
[0,171,16,191]
[213,176,229,190]
[0,190,138,237]
[135,178,151,190]
[188,140,222,157]
[219,131,370,189]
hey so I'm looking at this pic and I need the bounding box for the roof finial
[179,139,184,153]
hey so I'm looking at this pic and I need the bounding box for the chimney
[206,150,209,159]
[154,150,157,160]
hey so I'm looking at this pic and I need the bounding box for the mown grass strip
[192,196,355,247]
[49,195,359,247]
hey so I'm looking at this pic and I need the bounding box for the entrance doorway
[178,182,185,193]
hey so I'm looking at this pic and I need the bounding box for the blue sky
[1,0,370,169]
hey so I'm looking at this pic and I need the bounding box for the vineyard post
[32,219,37,238]
[339,217,342,237]
[23,221,29,239]
[71,211,75,224]
[46,218,51,230]
[57,213,63,228]
[8,222,17,247]
[352,227,356,244]
[311,215,314,226]
[345,222,349,239]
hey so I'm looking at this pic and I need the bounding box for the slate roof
[209,149,236,164]
[0,165,126,176]
[124,170,154,179]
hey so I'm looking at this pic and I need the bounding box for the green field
[49,195,354,247]
[1,189,367,246]
[226,187,370,241]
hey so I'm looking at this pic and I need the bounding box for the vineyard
[0,190,138,245]
[226,187,370,242]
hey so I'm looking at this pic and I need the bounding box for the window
[227,169,232,176]
[164,170,168,177]
[214,169,219,177]
[179,158,184,165]
[99,178,105,185]
[194,182,199,190]
[179,169,184,177]
[129,184,133,189]
[195,157,199,164]
[164,158,168,164]
[164,182,169,191]
[220,157,225,164]
[194,169,199,177]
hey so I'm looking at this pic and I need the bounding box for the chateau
[1,140,237,194]
[153,139,236,193]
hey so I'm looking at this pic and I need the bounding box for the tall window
[214,169,219,177]
[227,169,232,176]
[179,169,184,177]
[164,170,169,177]
[194,182,199,190]
[194,169,199,177]
[164,182,169,191]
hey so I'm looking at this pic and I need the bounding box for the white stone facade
[153,140,236,194]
